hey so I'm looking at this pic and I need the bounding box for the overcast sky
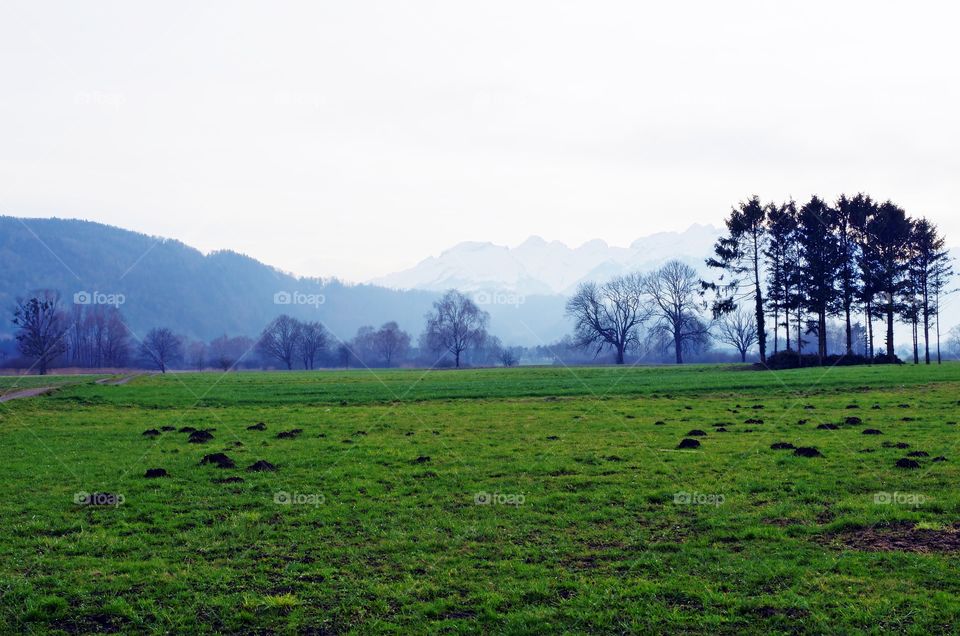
[2,1,958,281]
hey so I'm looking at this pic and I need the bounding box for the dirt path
[95,373,144,386]
[0,387,55,403]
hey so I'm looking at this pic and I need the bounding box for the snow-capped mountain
[372,224,723,296]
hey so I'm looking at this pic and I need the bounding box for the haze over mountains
[372,224,722,296]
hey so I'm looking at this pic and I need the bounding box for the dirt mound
[200,453,235,468]
[214,476,245,483]
[178,426,197,433]
[144,468,168,478]
[188,430,214,443]
[686,429,707,437]
[895,458,920,469]
[907,451,929,457]
[677,438,701,449]
[161,426,176,431]
[546,435,560,440]
[276,428,303,439]
[823,522,960,553]
[654,420,666,426]
[793,446,822,457]
[816,424,839,430]
[845,417,863,425]
[247,422,266,431]
[715,427,729,432]
[770,442,796,450]
[412,455,431,464]
[862,429,883,435]
[142,429,160,437]
[744,418,764,424]
[933,456,948,462]
[246,460,277,472]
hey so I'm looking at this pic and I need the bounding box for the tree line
[5,289,512,374]
[706,194,952,365]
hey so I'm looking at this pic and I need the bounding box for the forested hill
[0,216,568,343]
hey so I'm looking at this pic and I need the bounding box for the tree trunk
[753,254,766,363]
[675,333,683,364]
[615,346,625,365]
[886,300,896,363]
[740,350,747,363]
[455,350,461,368]
[866,302,874,359]
[845,305,853,355]
[912,321,919,364]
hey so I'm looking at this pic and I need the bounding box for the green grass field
[3,364,960,634]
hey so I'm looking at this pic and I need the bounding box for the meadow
[2,363,960,634]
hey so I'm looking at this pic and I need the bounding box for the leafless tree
[12,291,69,375]
[373,321,410,367]
[499,346,520,367]
[139,327,183,373]
[423,290,489,368]
[186,340,207,370]
[209,335,256,371]
[646,260,711,364]
[565,273,650,364]
[298,321,328,370]
[68,305,130,368]
[257,315,301,370]
[716,308,758,362]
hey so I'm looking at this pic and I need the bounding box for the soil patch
[770,442,795,450]
[247,460,277,472]
[794,446,822,457]
[188,430,214,443]
[200,453,235,468]
[895,458,920,469]
[144,468,168,478]
[822,522,960,553]
[677,438,701,449]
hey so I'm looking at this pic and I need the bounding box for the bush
[759,350,902,370]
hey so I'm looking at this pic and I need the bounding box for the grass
[2,363,960,634]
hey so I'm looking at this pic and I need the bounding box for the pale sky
[2,1,958,281]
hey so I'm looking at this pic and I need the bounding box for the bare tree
[298,321,328,370]
[373,321,410,367]
[139,327,183,373]
[646,261,711,364]
[565,273,650,364]
[716,309,758,362]
[423,290,489,368]
[257,315,302,370]
[186,340,207,370]
[499,346,520,367]
[68,304,131,368]
[12,291,69,375]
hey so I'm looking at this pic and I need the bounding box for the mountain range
[372,224,722,296]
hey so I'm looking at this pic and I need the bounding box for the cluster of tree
[707,194,953,365]
[565,260,713,364]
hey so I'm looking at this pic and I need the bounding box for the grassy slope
[2,364,959,634]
